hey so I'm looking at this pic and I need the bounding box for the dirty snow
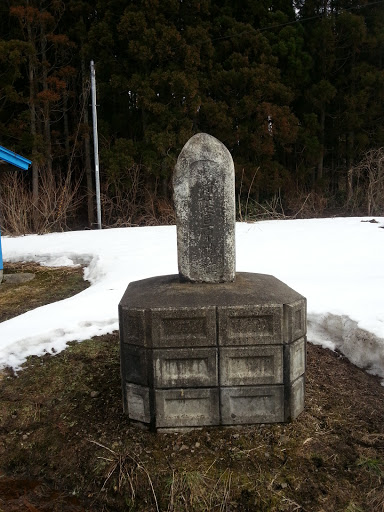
[0,218,383,383]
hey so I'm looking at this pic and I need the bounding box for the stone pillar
[173,133,235,283]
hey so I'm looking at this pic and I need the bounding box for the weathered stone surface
[126,383,151,423]
[153,348,218,388]
[220,346,283,386]
[120,344,149,386]
[218,305,283,345]
[288,337,306,382]
[119,272,307,430]
[155,388,220,428]
[220,386,285,425]
[283,299,307,342]
[119,273,304,309]
[173,133,235,283]
[118,129,308,430]
[150,307,216,348]
[287,375,305,421]
[119,309,146,346]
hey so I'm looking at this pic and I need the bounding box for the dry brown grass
[0,270,383,512]
[0,262,88,322]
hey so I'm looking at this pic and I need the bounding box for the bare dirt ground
[0,263,383,512]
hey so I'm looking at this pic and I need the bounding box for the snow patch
[0,218,383,383]
[309,312,384,383]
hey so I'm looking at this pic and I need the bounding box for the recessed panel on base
[153,348,218,388]
[155,388,220,428]
[218,305,283,345]
[220,346,283,386]
[288,337,306,382]
[151,307,216,347]
[221,386,284,424]
[289,376,305,420]
[126,383,151,424]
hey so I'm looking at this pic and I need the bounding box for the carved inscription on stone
[189,160,225,278]
[161,317,207,338]
[221,386,284,424]
[151,307,217,347]
[220,346,283,386]
[228,315,274,338]
[156,388,220,427]
[173,133,235,283]
[153,348,218,387]
[218,306,283,345]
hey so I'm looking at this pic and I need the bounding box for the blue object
[0,145,31,276]
[0,231,2,273]
[0,145,31,170]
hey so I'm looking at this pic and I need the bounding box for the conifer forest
[0,0,383,232]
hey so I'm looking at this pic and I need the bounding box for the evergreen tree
[0,0,383,230]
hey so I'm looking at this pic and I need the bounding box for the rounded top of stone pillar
[175,132,232,170]
[173,133,235,284]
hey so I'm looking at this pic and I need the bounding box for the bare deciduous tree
[348,148,384,216]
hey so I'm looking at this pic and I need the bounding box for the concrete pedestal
[119,272,306,431]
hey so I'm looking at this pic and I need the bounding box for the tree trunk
[317,108,325,182]
[27,18,39,231]
[40,25,52,176]
[346,131,354,204]
[63,90,70,159]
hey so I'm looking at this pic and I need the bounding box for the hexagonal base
[119,272,306,431]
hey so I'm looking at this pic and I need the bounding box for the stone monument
[173,133,235,283]
[119,133,306,431]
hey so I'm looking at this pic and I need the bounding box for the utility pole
[90,60,102,229]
